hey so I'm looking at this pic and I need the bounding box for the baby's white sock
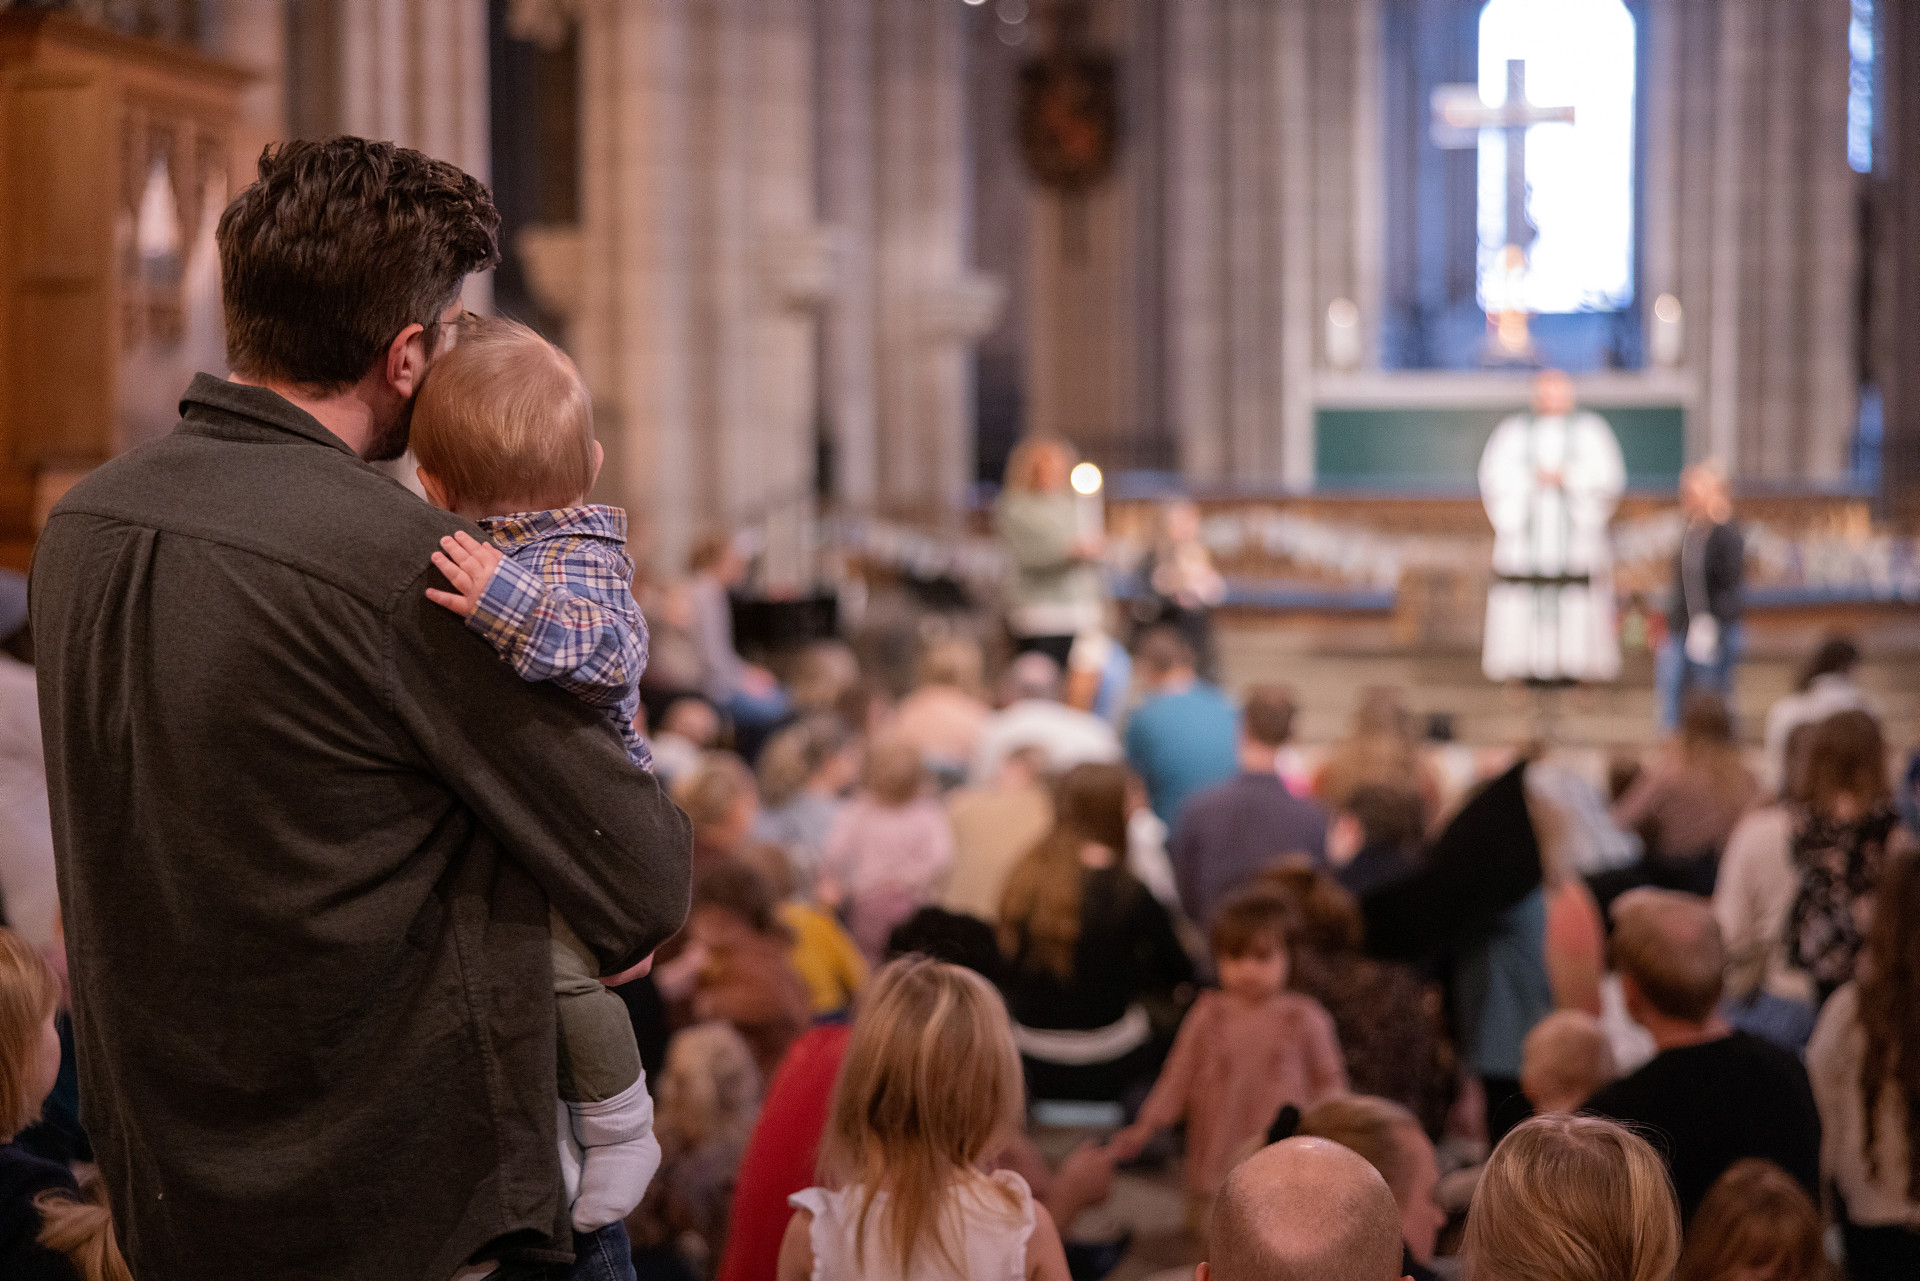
[566,1073,662,1232]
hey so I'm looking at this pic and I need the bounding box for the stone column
[571,0,694,572]
[818,0,880,514]
[525,0,827,580]
[872,0,1002,524]
[1162,0,1372,489]
[1165,0,1228,483]
[1881,0,1920,522]
[1654,0,1857,482]
[284,0,493,310]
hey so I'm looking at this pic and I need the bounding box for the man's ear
[590,439,604,489]
[416,468,453,513]
[383,322,429,400]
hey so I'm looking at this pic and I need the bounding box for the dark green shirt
[30,375,691,1279]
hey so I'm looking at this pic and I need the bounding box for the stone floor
[1031,1124,1198,1281]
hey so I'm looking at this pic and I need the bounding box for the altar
[1308,370,1691,493]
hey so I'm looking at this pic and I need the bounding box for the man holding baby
[30,137,689,1280]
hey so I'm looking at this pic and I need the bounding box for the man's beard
[363,391,417,463]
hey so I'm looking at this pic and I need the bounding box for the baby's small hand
[426,531,505,618]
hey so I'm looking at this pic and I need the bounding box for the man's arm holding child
[394,555,689,977]
[430,530,647,708]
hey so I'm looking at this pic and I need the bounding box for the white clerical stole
[1478,409,1626,682]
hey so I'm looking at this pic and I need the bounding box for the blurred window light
[1849,0,1875,174]
[1475,0,1636,316]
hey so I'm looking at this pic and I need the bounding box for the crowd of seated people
[4,608,1918,1281]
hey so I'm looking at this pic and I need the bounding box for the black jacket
[30,376,691,1279]
[1668,519,1744,632]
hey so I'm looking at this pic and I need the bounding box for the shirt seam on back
[46,506,447,617]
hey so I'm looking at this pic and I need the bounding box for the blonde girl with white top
[776,956,1071,1281]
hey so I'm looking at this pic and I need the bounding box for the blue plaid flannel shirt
[468,504,651,769]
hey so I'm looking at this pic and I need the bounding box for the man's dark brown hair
[1340,783,1426,852]
[1242,684,1297,747]
[217,137,500,393]
[1133,624,1195,678]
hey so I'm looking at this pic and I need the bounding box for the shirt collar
[176,373,361,457]
[477,504,628,549]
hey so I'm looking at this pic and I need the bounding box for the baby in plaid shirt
[411,317,660,1233]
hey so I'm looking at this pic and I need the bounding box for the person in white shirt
[1762,635,1874,796]
[0,572,56,958]
[970,652,1120,785]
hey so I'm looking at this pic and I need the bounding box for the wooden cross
[1430,59,1576,258]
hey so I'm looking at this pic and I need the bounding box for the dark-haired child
[1108,888,1347,1230]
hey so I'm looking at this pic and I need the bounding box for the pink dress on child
[820,796,955,960]
[1133,988,1348,1197]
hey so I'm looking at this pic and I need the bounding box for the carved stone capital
[913,272,1006,342]
[757,225,844,312]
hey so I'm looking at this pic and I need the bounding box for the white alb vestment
[1479,409,1625,682]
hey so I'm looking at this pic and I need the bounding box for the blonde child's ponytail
[35,1174,132,1281]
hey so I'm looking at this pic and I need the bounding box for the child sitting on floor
[1520,1008,1617,1115]
[779,956,1072,1280]
[746,841,867,1019]
[1108,887,1348,1232]
[689,861,814,1084]
[0,927,128,1281]
[819,739,953,961]
[413,317,662,1231]
[629,1022,763,1278]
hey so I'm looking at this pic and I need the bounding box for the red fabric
[714,1022,853,1281]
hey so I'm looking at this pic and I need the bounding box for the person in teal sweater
[1124,626,1240,826]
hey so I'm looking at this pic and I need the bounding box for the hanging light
[1070,462,1103,496]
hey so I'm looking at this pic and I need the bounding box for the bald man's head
[1203,1138,1407,1281]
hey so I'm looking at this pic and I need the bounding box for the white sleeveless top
[788,1170,1036,1281]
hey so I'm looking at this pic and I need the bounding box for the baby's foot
[567,1076,661,1231]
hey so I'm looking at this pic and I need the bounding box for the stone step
[1213,617,1920,751]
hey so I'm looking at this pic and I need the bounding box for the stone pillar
[1881,0,1920,522]
[1163,0,1372,489]
[520,0,993,558]
[872,0,1002,525]
[1654,0,1857,482]
[1165,0,1228,483]
[1025,3,1141,467]
[818,0,880,514]
[284,0,493,310]
[571,0,694,573]
[527,0,827,581]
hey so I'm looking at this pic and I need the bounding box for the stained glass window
[1475,0,1637,315]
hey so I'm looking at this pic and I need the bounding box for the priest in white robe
[1479,370,1626,683]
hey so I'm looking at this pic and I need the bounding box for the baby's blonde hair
[819,956,1025,1276]
[1464,1114,1680,1281]
[411,316,595,510]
